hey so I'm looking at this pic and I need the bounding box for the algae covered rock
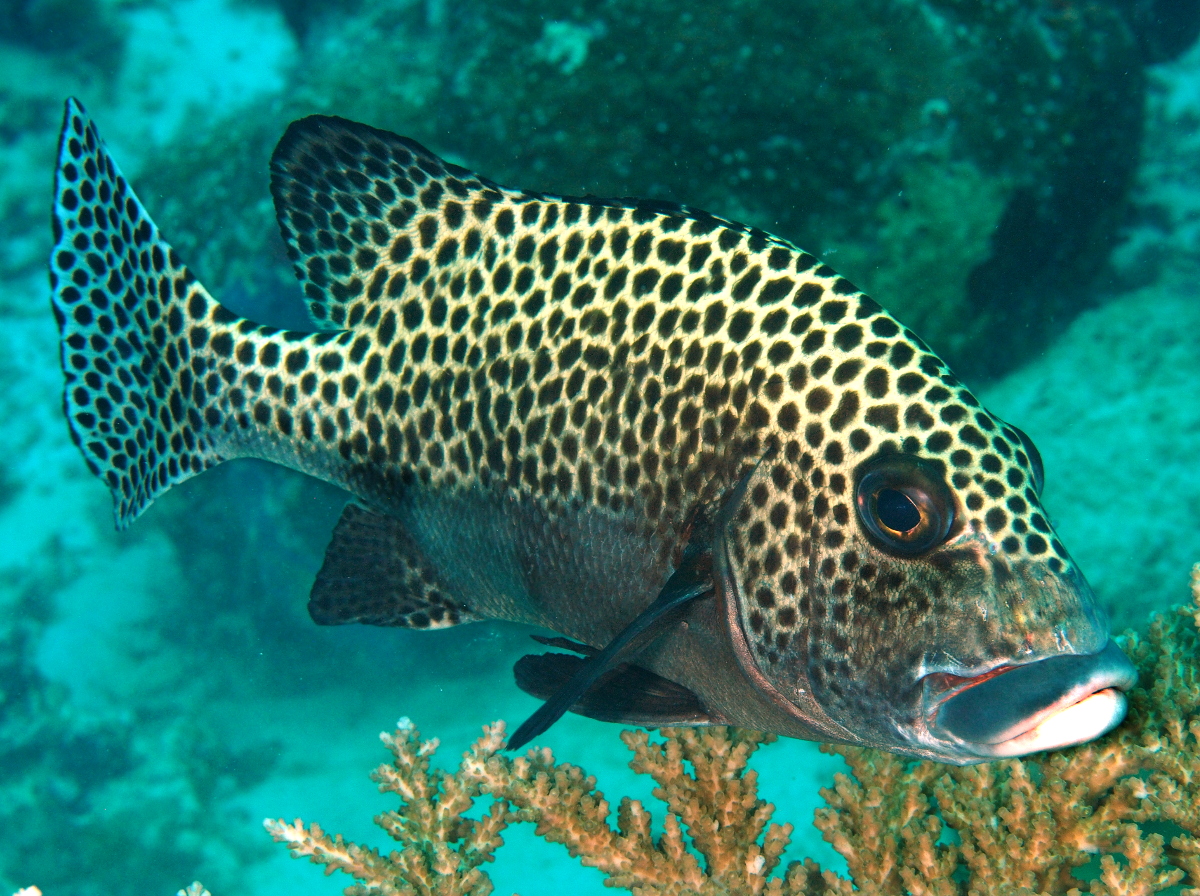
[420,0,1144,382]
[149,0,1148,382]
[0,0,126,69]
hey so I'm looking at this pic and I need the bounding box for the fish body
[50,99,1135,763]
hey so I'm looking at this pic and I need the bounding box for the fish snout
[924,640,1137,759]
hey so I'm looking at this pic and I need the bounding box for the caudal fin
[50,98,241,526]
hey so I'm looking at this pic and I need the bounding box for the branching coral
[268,566,1200,895]
[467,726,808,895]
[268,723,810,895]
[266,722,508,896]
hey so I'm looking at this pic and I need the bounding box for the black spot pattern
[52,99,1079,652]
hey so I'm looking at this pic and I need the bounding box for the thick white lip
[969,687,1128,758]
[927,639,1137,760]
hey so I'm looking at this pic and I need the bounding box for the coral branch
[265,720,511,896]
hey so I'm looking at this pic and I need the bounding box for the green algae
[139,0,1144,380]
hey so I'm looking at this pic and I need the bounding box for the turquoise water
[2,1,1199,893]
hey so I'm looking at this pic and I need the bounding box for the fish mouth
[923,640,1137,759]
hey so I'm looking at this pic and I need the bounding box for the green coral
[832,157,1010,364]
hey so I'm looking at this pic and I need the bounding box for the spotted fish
[50,99,1136,763]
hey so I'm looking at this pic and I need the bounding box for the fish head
[719,317,1135,764]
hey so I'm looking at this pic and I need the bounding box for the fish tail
[50,98,258,527]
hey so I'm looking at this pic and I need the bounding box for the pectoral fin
[503,457,763,750]
[514,650,716,726]
[505,541,715,750]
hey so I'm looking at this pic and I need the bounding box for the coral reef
[135,0,1149,381]
[268,721,806,896]
[0,558,277,896]
[7,2,1197,892]
[1115,39,1200,288]
[0,0,126,69]
[422,0,1146,382]
[268,565,1200,895]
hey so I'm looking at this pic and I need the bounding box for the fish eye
[876,488,921,532]
[1010,425,1045,495]
[855,454,955,556]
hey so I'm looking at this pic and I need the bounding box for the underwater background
[2,0,1200,892]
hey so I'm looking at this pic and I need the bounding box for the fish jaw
[918,639,1137,762]
[899,542,1138,762]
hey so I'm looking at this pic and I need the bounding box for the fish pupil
[877,488,921,533]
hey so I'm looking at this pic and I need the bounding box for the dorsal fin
[268,116,757,332]
[269,115,512,329]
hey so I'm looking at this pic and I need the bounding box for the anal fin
[310,504,476,629]
[514,650,716,727]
